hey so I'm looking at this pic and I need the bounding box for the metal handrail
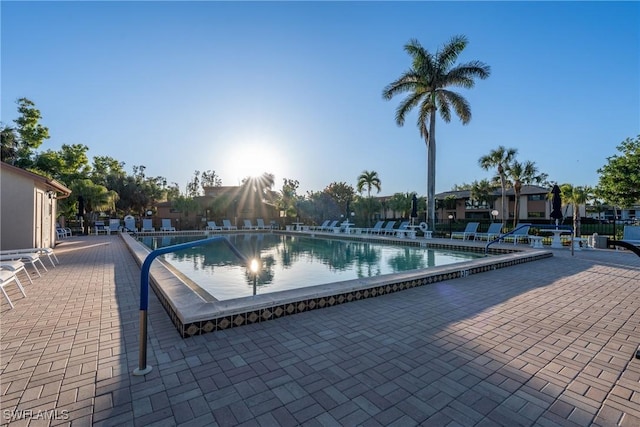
[133,236,248,375]
[484,224,531,255]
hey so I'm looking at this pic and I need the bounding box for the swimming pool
[140,233,485,300]
[125,231,551,337]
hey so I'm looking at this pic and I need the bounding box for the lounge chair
[222,219,238,230]
[141,219,155,232]
[0,252,47,277]
[109,219,121,233]
[0,260,33,285]
[243,219,257,230]
[451,222,480,240]
[502,224,532,245]
[124,215,137,232]
[56,225,72,238]
[161,219,176,231]
[474,223,503,241]
[256,219,269,230]
[206,221,222,231]
[323,220,339,232]
[622,226,640,246]
[377,221,397,235]
[1,248,58,268]
[94,221,109,235]
[0,269,27,309]
[311,220,330,231]
[363,221,385,234]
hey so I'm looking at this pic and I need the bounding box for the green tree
[383,35,490,231]
[479,146,517,227]
[356,170,382,226]
[505,160,548,227]
[0,125,18,164]
[12,98,50,168]
[387,192,415,219]
[324,182,355,218]
[560,184,592,237]
[596,135,640,208]
[201,170,222,188]
[470,178,497,214]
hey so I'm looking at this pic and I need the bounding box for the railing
[133,236,249,376]
[484,224,531,255]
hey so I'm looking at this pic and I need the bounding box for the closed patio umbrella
[550,185,563,228]
[410,194,418,225]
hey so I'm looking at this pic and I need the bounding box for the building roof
[436,185,549,199]
[1,161,72,198]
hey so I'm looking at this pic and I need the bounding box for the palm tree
[470,178,497,215]
[560,184,592,237]
[356,170,382,226]
[383,35,490,231]
[479,146,517,228]
[505,160,548,227]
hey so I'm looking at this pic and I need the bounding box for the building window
[529,212,545,218]
[528,195,545,201]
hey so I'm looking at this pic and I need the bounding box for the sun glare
[229,144,283,183]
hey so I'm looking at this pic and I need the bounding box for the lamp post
[448,214,454,238]
[491,209,499,223]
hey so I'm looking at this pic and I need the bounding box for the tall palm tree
[479,146,517,228]
[560,184,592,237]
[357,170,382,226]
[470,178,497,214]
[383,35,490,231]
[505,160,548,227]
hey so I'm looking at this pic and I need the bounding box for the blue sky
[2,1,638,197]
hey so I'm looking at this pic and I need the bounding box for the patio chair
[160,219,176,231]
[310,220,330,231]
[206,221,222,231]
[363,221,384,234]
[0,252,47,277]
[1,248,58,268]
[124,215,137,232]
[0,269,27,309]
[451,222,480,240]
[141,219,155,232]
[0,260,33,285]
[474,223,503,241]
[322,220,339,232]
[56,225,72,238]
[256,219,269,230]
[94,221,109,235]
[222,219,238,230]
[109,219,121,233]
[243,219,257,230]
[622,225,640,246]
[377,221,397,235]
[502,224,532,245]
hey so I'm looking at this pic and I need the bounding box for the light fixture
[46,190,56,199]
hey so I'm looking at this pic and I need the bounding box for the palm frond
[439,90,471,124]
[435,34,468,71]
[395,93,423,126]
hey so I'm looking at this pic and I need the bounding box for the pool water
[141,233,484,301]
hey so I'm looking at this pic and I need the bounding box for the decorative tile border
[122,232,551,338]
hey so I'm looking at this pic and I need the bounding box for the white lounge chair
[376,221,397,235]
[622,226,640,246]
[0,248,58,268]
[451,222,480,240]
[141,219,155,232]
[0,253,47,277]
[502,224,532,245]
[0,269,27,309]
[206,221,222,231]
[222,219,237,230]
[255,219,269,230]
[310,220,330,231]
[124,215,137,232]
[161,219,176,231]
[56,225,72,238]
[94,221,110,235]
[109,219,121,233]
[243,220,257,230]
[474,223,503,241]
[363,221,385,234]
[0,260,33,285]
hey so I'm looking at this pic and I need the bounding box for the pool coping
[122,231,553,337]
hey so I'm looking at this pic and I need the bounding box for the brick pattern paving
[1,235,639,426]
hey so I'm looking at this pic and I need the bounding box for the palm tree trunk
[499,168,507,228]
[427,110,437,231]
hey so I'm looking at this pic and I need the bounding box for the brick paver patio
[1,234,639,426]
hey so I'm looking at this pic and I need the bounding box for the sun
[228,143,283,183]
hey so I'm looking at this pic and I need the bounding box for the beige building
[1,162,71,249]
